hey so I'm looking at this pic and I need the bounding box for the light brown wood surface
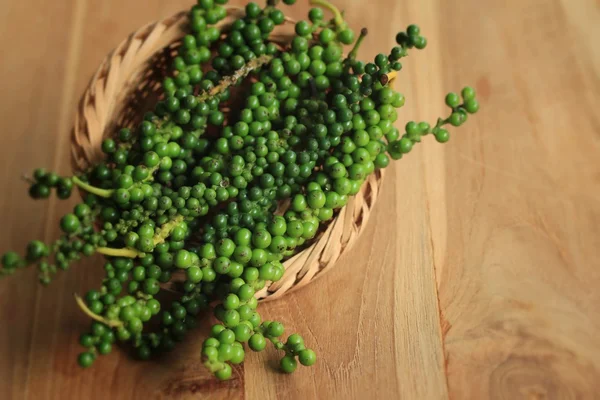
[0,0,598,399]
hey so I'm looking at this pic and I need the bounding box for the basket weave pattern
[70,8,384,302]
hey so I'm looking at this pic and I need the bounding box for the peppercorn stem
[204,360,226,373]
[197,55,274,103]
[72,176,113,198]
[95,215,184,258]
[136,291,153,300]
[96,247,144,258]
[153,215,185,245]
[310,0,344,26]
[435,117,445,129]
[348,28,368,60]
[21,175,35,185]
[74,293,123,327]
[269,337,285,350]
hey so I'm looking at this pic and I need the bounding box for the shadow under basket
[70,7,384,302]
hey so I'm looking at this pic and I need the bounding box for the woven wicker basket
[70,7,384,302]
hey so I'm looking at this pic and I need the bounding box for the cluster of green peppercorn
[0,0,478,380]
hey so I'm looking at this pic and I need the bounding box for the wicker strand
[70,8,385,302]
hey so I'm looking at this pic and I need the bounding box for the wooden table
[1,0,598,398]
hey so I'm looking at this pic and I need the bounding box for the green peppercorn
[60,214,80,234]
[280,355,298,373]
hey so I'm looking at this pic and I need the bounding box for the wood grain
[0,0,598,399]
[431,0,600,398]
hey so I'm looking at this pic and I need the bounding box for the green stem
[435,117,446,129]
[153,215,185,245]
[136,291,153,301]
[21,175,36,185]
[72,176,113,198]
[143,165,161,183]
[310,0,344,26]
[204,359,226,373]
[74,293,123,327]
[96,247,143,258]
[269,337,285,351]
[74,162,159,200]
[95,215,184,259]
[348,28,368,60]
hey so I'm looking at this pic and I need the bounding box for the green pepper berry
[186,266,203,283]
[269,9,285,24]
[2,251,21,268]
[298,349,317,366]
[175,250,192,269]
[211,324,226,338]
[216,238,235,257]
[435,129,450,143]
[461,86,476,101]
[246,247,265,267]
[252,230,272,249]
[230,345,245,365]
[97,341,112,355]
[203,346,218,363]
[295,21,312,37]
[280,355,298,373]
[412,35,427,49]
[215,364,232,381]
[147,299,161,315]
[248,333,267,351]
[398,137,413,154]
[101,139,116,154]
[29,183,51,199]
[267,321,284,337]
[407,24,420,36]
[337,29,355,45]
[308,7,324,21]
[223,309,240,328]
[464,99,480,114]
[218,329,236,345]
[217,343,233,362]
[286,333,304,348]
[26,240,47,261]
[224,294,240,310]
[78,352,95,368]
[375,53,388,68]
[214,257,231,274]
[245,2,261,18]
[79,333,95,348]
[143,278,160,295]
[445,92,461,108]
[91,322,107,337]
[449,112,463,126]
[233,324,253,343]
[59,214,81,234]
